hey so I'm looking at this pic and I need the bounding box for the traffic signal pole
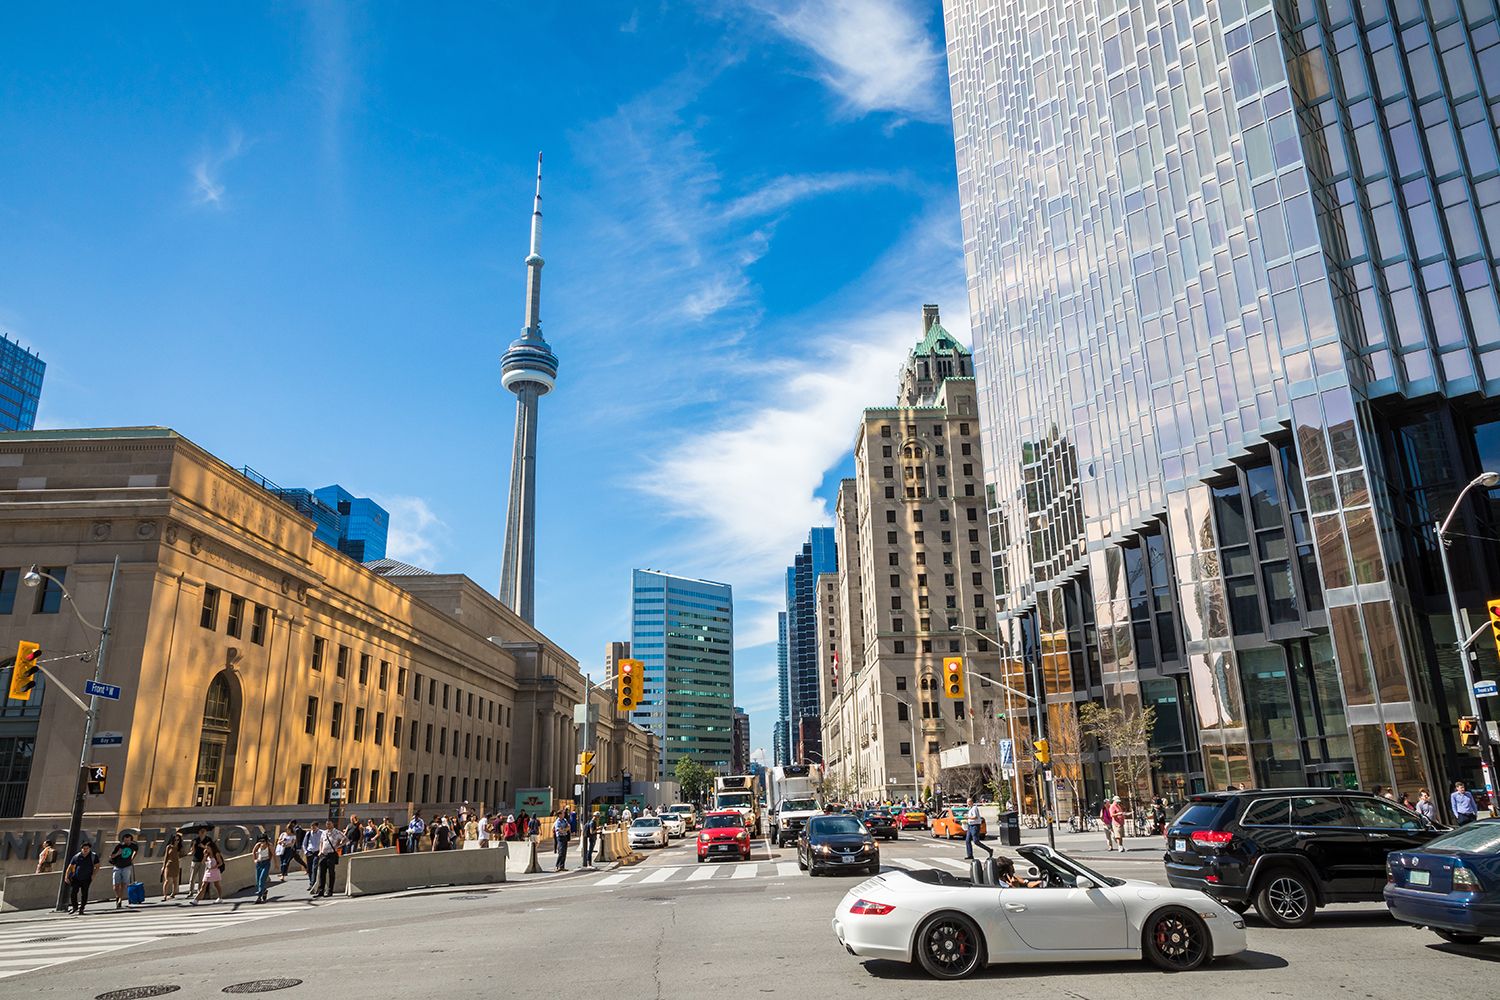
[1437,514,1499,818]
[56,556,120,911]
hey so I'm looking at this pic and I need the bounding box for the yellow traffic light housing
[86,764,107,796]
[8,641,41,702]
[617,658,641,713]
[1459,716,1480,749]
[578,750,596,777]
[1385,723,1406,757]
[1034,738,1051,766]
[942,657,965,699]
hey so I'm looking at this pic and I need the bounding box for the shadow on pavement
[1427,941,1500,963]
[859,949,1287,980]
[1241,907,1393,930]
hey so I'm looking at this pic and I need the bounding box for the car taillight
[1190,829,1233,847]
[1453,866,1482,891]
[849,899,894,915]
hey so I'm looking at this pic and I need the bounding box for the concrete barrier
[344,844,506,896]
[513,838,542,874]
[3,853,249,911]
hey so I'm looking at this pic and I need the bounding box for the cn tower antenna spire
[499,152,560,624]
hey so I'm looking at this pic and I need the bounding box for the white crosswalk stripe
[0,901,304,980]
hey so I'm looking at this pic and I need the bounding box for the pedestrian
[517,809,529,840]
[963,798,992,861]
[191,840,225,905]
[161,832,183,900]
[1399,791,1415,810]
[1415,788,1437,822]
[583,811,598,868]
[277,824,304,879]
[1151,796,1168,837]
[1451,781,1479,825]
[304,822,324,889]
[314,819,345,897]
[65,841,97,915]
[188,825,211,897]
[109,832,139,909]
[253,833,273,903]
[35,838,56,874]
[433,818,455,851]
[528,814,541,842]
[344,814,362,855]
[477,814,491,849]
[1108,796,1127,851]
[465,814,479,845]
[406,811,425,854]
[379,817,396,848]
[553,809,571,871]
[1100,799,1115,851]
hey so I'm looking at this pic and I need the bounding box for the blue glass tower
[313,485,389,562]
[784,528,837,764]
[0,333,45,432]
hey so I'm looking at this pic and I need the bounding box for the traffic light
[1489,599,1500,657]
[85,764,107,796]
[1459,716,1480,749]
[1385,723,1405,757]
[1033,738,1050,766]
[578,750,596,777]
[8,641,41,702]
[942,657,965,699]
[616,659,641,713]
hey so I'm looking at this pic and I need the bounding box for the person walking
[582,812,598,868]
[477,814,491,849]
[1108,797,1127,851]
[35,838,57,874]
[1100,799,1116,851]
[161,833,183,901]
[963,798,993,861]
[553,809,571,871]
[188,825,211,897]
[109,832,139,909]
[277,824,304,879]
[528,814,541,843]
[314,819,346,897]
[304,822,324,889]
[1451,781,1479,825]
[1416,788,1437,822]
[405,812,425,854]
[65,842,98,915]
[252,834,273,903]
[191,841,225,905]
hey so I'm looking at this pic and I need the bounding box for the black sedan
[860,809,900,840]
[797,814,879,876]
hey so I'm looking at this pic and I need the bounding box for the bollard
[517,837,543,874]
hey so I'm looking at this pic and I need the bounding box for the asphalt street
[4,828,1494,998]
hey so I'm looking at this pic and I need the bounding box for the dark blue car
[1385,818,1500,944]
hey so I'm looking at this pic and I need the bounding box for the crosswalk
[0,900,308,980]
[590,856,974,888]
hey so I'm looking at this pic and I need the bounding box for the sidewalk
[1013,824,1167,862]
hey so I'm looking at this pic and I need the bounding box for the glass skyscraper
[313,485,389,563]
[0,333,45,432]
[782,528,837,765]
[775,611,791,766]
[629,569,735,777]
[947,0,1500,806]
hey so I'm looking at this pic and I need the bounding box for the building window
[896,702,909,721]
[349,768,360,803]
[467,692,474,716]
[194,673,237,808]
[330,702,343,738]
[885,509,896,523]
[425,723,433,753]
[297,764,311,805]
[200,585,219,629]
[0,568,18,615]
[250,605,267,645]
[439,728,447,755]
[899,741,911,755]
[372,711,384,746]
[421,775,430,802]
[410,721,418,751]
[443,684,450,710]
[226,596,244,638]
[312,637,325,672]
[921,640,933,652]
[353,707,365,741]
[406,773,416,802]
[336,645,349,678]
[304,697,318,735]
[369,771,380,803]
[393,716,402,745]
[954,701,965,720]
[389,772,398,804]
[413,673,422,701]
[880,425,891,437]
[358,654,370,685]
[893,640,906,654]
[429,682,437,706]
[397,666,407,695]
[884,486,895,499]
[895,676,907,690]
[379,660,389,690]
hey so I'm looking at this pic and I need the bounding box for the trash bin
[999,810,1021,847]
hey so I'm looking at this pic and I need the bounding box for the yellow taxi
[931,806,987,839]
[899,808,928,831]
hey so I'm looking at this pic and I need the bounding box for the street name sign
[91,731,125,747]
[1476,679,1499,698]
[84,680,122,701]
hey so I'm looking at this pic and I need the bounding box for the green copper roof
[911,320,971,357]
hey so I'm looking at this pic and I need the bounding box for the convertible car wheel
[1144,906,1211,972]
[915,913,984,980]
[1435,930,1485,945]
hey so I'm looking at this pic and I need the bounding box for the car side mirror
[1075,877,1097,890]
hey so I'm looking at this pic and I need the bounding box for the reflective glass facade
[783,527,837,764]
[0,333,44,432]
[629,569,735,776]
[947,0,1500,808]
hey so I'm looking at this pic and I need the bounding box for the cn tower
[498,153,559,624]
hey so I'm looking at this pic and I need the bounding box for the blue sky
[0,1,968,760]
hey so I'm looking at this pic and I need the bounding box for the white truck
[712,774,762,836]
[766,764,823,846]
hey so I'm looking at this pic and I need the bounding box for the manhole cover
[156,932,194,937]
[222,980,302,994]
[27,936,65,943]
[450,894,488,900]
[96,988,181,1000]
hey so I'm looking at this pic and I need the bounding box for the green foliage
[674,756,714,802]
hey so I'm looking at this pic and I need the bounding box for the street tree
[1078,701,1159,809]
[673,756,714,804]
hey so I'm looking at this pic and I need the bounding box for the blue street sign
[84,680,122,701]
[999,739,1014,766]
[1475,680,1499,699]
[91,732,124,746]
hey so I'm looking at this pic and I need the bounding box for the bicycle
[1067,814,1098,834]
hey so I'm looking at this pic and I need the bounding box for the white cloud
[749,0,945,120]
[721,170,898,221]
[190,130,246,209]
[621,8,640,33]
[374,495,448,568]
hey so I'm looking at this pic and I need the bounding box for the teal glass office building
[947,0,1500,808]
[629,569,735,777]
[0,334,44,432]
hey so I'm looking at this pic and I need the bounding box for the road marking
[732,864,758,880]
[593,872,633,886]
[638,868,678,884]
[776,862,800,877]
[926,857,971,871]
[685,866,718,881]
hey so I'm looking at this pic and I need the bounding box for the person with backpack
[65,842,98,915]
[109,832,139,909]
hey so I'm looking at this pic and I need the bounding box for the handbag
[275,843,285,857]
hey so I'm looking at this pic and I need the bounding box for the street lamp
[880,692,920,803]
[23,559,121,912]
[950,626,1026,818]
[1436,471,1500,817]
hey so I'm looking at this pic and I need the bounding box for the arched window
[194,672,239,808]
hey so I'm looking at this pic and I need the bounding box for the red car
[697,810,752,863]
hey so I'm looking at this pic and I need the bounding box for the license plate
[1410,870,1430,886]
[843,854,855,862]
[1174,839,1186,852]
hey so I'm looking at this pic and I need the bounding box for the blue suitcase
[126,881,146,905]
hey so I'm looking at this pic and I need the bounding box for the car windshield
[717,793,754,808]
[1017,847,1125,888]
[1426,822,1500,854]
[668,806,692,814]
[632,818,660,828]
[781,798,818,811]
[809,816,865,837]
[702,815,742,830]
[950,807,969,818]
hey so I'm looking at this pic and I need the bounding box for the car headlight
[816,844,834,855]
[698,833,709,843]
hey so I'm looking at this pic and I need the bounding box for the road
[2,827,1491,998]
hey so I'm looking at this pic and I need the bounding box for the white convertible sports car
[832,845,1246,979]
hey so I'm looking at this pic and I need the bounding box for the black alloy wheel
[1143,906,1211,971]
[1434,929,1486,945]
[914,913,985,979]
[1254,869,1315,928]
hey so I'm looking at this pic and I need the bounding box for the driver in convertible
[994,855,1045,888]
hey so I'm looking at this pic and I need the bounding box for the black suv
[1164,788,1443,928]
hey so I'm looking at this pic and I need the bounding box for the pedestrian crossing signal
[8,641,41,702]
[617,659,641,713]
[85,764,107,796]
[1459,716,1480,749]
[942,657,965,699]
[1489,599,1500,657]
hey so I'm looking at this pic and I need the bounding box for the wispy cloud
[374,495,449,568]
[620,8,640,33]
[190,129,245,208]
[721,170,899,221]
[747,0,946,120]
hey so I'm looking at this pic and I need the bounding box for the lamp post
[23,558,120,912]
[950,625,1028,822]
[1436,471,1500,817]
[880,692,919,802]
